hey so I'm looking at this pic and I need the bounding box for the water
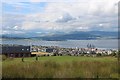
[1,39,118,49]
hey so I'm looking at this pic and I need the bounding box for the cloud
[13,26,19,30]
[1,30,25,35]
[55,13,75,23]
[2,0,119,35]
[99,24,103,27]
[2,14,25,30]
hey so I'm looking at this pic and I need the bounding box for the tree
[96,53,101,57]
[111,51,117,56]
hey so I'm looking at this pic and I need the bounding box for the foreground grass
[2,56,119,78]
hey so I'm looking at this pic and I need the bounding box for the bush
[2,55,7,61]
[96,53,102,57]
[111,52,116,56]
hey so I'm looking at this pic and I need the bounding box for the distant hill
[2,31,118,40]
[31,31,118,41]
[2,35,29,39]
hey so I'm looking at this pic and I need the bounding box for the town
[1,44,118,58]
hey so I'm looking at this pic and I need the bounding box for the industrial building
[0,45,31,57]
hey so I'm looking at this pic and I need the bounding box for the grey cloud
[2,14,25,30]
[55,13,75,23]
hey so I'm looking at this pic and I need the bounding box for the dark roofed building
[45,48,54,53]
[0,45,31,57]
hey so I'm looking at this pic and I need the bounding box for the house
[1,45,31,57]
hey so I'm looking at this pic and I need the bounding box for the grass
[2,56,119,78]
[3,56,117,63]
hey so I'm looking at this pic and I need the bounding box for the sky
[1,0,119,37]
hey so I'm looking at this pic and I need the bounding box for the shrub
[96,53,102,57]
[2,55,7,61]
[110,52,116,56]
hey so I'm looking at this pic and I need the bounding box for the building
[0,45,31,57]
[45,48,54,53]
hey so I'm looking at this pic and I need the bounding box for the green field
[2,56,119,78]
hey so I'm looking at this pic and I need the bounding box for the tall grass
[2,59,119,78]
